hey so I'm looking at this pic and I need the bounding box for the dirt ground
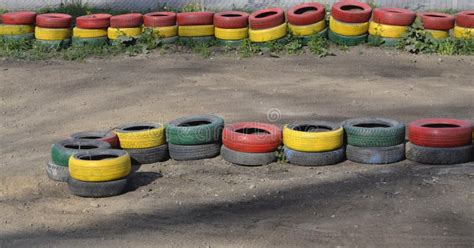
[1,47,473,247]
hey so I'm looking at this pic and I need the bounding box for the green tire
[179,36,215,46]
[367,35,400,47]
[216,39,246,47]
[342,117,406,147]
[1,32,35,41]
[161,36,178,44]
[35,38,72,49]
[251,36,289,47]
[51,139,111,167]
[328,29,367,46]
[166,115,224,145]
[298,27,329,45]
[72,36,109,46]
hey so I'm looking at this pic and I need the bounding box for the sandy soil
[0,47,473,247]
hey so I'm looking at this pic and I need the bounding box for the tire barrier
[249,8,286,43]
[177,12,215,43]
[144,12,177,43]
[329,1,372,46]
[368,8,415,47]
[454,10,474,39]
[214,11,249,44]
[418,12,455,40]
[0,11,36,41]
[73,14,111,46]
[108,13,143,40]
[288,3,326,39]
[70,131,120,148]
[35,13,72,49]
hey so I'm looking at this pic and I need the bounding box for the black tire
[125,144,169,165]
[166,115,224,145]
[68,177,128,198]
[169,142,221,161]
[283,146,345,166]
[46,161,69,182]
[406,142,472,165]
[51,139,111,167]
[221,145,276,166]
[346,144,405,164]
[342,117,405,147]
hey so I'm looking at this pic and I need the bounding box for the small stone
[249,184,256,189]
[331,215,336,218]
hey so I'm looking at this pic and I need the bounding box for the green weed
[238,39,260,58]
[308,34,331,57]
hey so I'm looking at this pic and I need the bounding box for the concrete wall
[1,0,473,11]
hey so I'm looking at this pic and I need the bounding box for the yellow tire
[73,27,107,38]
[425,29,449,39]
[113,123,166,149]
[108,27,143,40]
[283,123,344,152]
[453,26,473,39]
[0,24,34,35]
[179,25,214,37]
[288,20,326,37]
[69,149,131,182]
[149,25,178,38]
[329,16,369,36]
[215,27,248,40]
[368,22,408,38]
[249,23,287,43]
[35,27,71,40]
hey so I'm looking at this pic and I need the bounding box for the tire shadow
[127,171,162,192]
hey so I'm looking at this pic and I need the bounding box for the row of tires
[1,1,473,48]
[47,115,474,198]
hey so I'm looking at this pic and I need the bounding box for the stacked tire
[283,121,345,166]
[329,1,372,46]
[249,8,287,44]
[73,14,111,46]
[0,11,36,41]
[454,11,474,40]
[114,123,168,165]
[222,122,281,166]
[343,118,406,164]
[177,12,215,44]
[35,13,72,48]
[166,115,223,161]
[406,118,472,165]
[368,8,416,47]
[214,11,249,46]
[108,13,143,41]
[144,12,178,44]
[288,3,327,44]
[71,130,120,148]
[418,12,455,39]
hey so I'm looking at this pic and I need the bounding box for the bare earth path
[0,47,473,247]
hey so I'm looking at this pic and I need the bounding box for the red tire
[214,11,249,29]
[2,11,37,25]
[287,3,325,26]
[418,12,455,31]
[223,122,282,153]
[110,13,143,28]
[408,118,472,148]
[177,12,214,26]
[456,10,474,28]
[249,8,285,30]
[36,13,72,28]
[144,12,176,27]
[331,1,372,23]
[76,14,112,29]
[372,8,416,26]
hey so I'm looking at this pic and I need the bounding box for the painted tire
[72,27,107,38]
[453,26,474,39]
[125,144,169,165]
[110,13,143,28]
[144,12,176,27]
[283,121,343,152]
[147,25,178,38]
[298,28,328,45]
[107,27,142,40]
[69,149,131,182]
[47,161,69,182]
[0,24,34,35]
[215,27,248,40]
[178,25,214,37]
[372,8,416,26]
[346,144,405,164]
[2,11,36,25]
[288,19,326,36]
[406,142,472,165]
[1,32,35,41]
[70,131,119,148]
[329,16,369,36]
[166,115,224,145]
[35,27,71,40]
[328,29,367,46]
[68,177,128,198]
[35,38,71,49]
[249,8,285,30]
[408,118,472,148]
[177,12,214,26]
[76,14,112,29]
[249,23,287,43]
[72,36,109,46]
[161,36,178,44]
[284,146,345,166]
[179,36,214,45]
[214,11,249,29]
[331,1,372,23]
[221,145,276,166]
[368,21,408,38]
[288,2,325,26]
[342,117,406,147]
[222,122,282,153]
[51,139,111,167]
[456,10,474,28]
[114,122,165,149]
[216,38,245,46]
[367,35,400,47]
[425,29,449,39]
[36,13,72,28]
[418,12,455,31]
[168,142,221,161]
